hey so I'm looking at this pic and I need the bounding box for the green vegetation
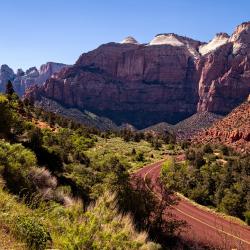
[161,145,250,224]
[86,137,169,172]
[0,180,161,250]
[0,84,184,249]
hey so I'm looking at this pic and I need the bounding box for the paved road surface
[135,161,250,249]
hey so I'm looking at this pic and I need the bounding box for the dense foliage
[161,145,250,224]
[0,84,184,249]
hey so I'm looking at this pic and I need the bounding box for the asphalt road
[135,161,250,249]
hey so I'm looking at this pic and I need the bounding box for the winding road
[135,160,250,249]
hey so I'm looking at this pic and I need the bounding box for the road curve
[135,161,250,250]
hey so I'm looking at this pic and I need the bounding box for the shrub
[136,152,145,162]
[0,141,37,194]
[202,144,213,154]
[15,215,51,250]
[131,148,137,155]
[56,192,161,250]
[244,211,250,225]
[219,144,230,156]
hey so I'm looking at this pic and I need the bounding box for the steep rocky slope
[35,97,118,131]
[192,100,250,153]
[26,22,250,128]
[0,62,69,96]
[173,112,223,140]
[142,112,223,140]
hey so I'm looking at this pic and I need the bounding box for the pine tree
[5,80,15,96]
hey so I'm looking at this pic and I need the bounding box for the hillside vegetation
[161,144,250,224]
[0,84,183,249]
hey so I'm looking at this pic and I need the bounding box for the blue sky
[1,0,250,71]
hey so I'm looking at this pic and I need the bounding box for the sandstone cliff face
[29,41,200,128]
[25,22,250,128]
[197,22,250,114]
[0,62,69,96]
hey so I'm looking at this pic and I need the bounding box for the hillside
[142,112,223,140]
[173,112,223,140]
[192,101,250,153]
[0,89,184,249]
[35,97,119,131]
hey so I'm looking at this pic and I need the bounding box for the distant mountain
[0,62,69,96]
[25,21,250,128]
[192,99,250,153]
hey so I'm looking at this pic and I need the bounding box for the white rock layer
[199,34,229,55]
[120,36,139,44]
[149,34,184,46]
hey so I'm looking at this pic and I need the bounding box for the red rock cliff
[25,22,250,128]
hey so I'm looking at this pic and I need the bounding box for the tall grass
[0,185,161,250]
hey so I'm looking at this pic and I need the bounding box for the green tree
[0,95,13,137]
[5,80,15,96]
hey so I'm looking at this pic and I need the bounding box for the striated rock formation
[192,101,250,153]
[0,62,69,96]
[0,65,15,92]
[25,21,250,128]
[197,23,250,114]
[26,38,201,128]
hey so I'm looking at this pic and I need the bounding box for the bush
[57,192,161,250]
[0,141,37,194]
[219,144,230,156]
[202,144,213,154]
[15,216,51,250]
[244,211,250,225]
[136,152,145,162]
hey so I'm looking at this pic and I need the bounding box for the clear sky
[1,0,250,71]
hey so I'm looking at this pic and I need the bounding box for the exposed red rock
[192,101,250,153]
[26,42,200,128]
[25,22,250,128]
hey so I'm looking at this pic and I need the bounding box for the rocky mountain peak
[0,64,14,74]
[16,68,25,77]
[120,36,139,44]
[199,33,229,55]
[148,33,202,58]
[215,32,230,39]
[0,64,15,92]
[230,22,250,41]
[25,67,39,77]
[229,21,250,54]
[231,21,250,40]
[149,33,185,46]
[0,62,69,96]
